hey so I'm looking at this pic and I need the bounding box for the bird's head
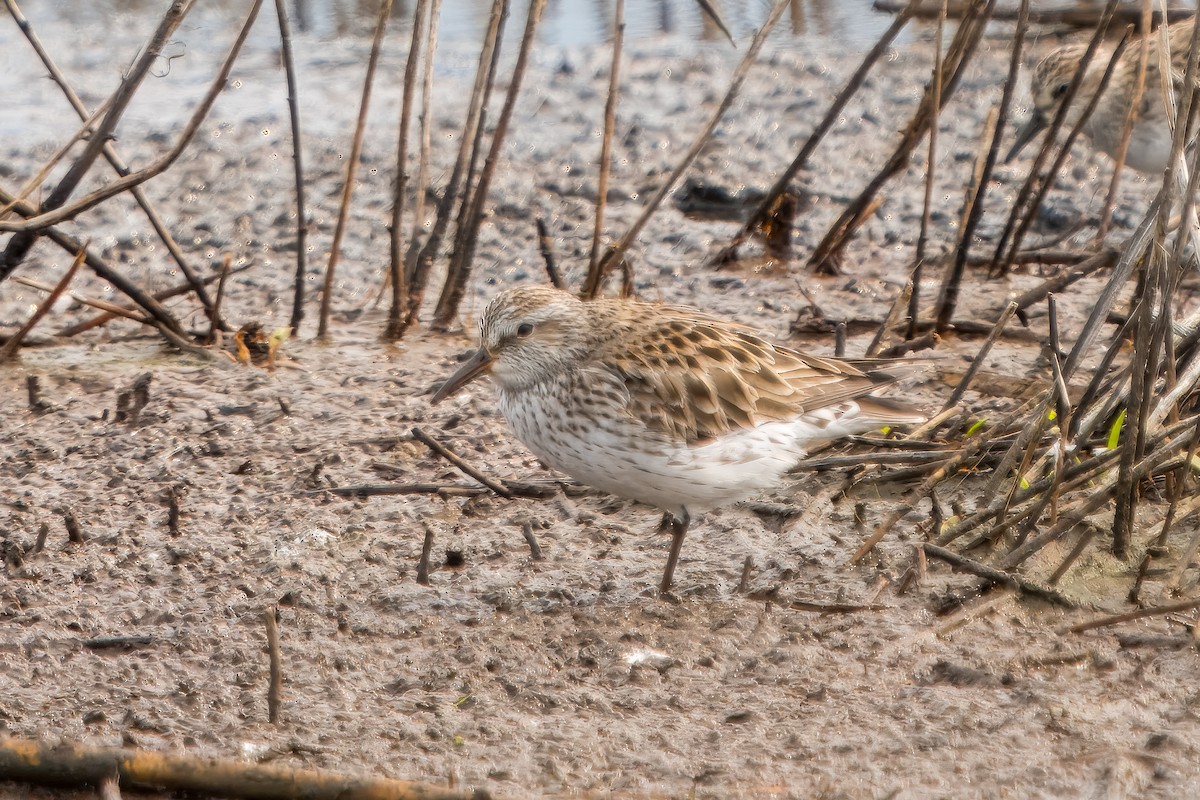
[431,286,592,402]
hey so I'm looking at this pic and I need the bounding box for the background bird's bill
[1005,109,1049,163]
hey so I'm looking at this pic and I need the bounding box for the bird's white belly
[1090,116,1173,173]
[498,383,862,516]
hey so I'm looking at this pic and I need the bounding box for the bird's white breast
[496,372,878,517]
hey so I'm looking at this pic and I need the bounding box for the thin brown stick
[596,0,792,280]
[922,544,1077,607]
[941,301,1018,411]
[995,15,1127,274]
[408,0,503,328]
[872,0,1190,29]
[210,255,234,344]
[12,276,147,324]
[26,376,45,412]
[401,0,444,326]
[0,737,490,800]
[1048,523,1100,585]
[1095,0,1153,243]
[319,479,571,499]
[0,0,260,237]
[264,606,282,724]
[535,218,564,289]
[0,0,197,279]
[934,100,997,330]
[166,486,182,537]
[434,0,547,326]
[0,187,185,335]
[3,0,218,327]
[62,508,84,544]
[1069,597,1200,633]
[0,247,85,361]
[0,96,110,219]
[864,277,913,357]
[521,521,543,561]
[417,523,435,585]
[384,0,429,341]
[318,0,393,339]
[581,0,626,298]
[55,262,252,338]
[715,1,918,264]
[908,0,947,340]
[411,427,514,498]
[275,0,308,337]
[809,0,995,275]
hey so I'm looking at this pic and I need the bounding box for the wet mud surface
[3,4,1200,797]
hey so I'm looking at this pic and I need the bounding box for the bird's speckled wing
[588,305,913,445]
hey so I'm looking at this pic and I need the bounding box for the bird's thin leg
[660,509,690,593]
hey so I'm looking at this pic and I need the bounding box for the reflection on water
[10,0,915,50]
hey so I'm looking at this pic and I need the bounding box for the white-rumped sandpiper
[432,286,924,592]
[1009,18,1195,173]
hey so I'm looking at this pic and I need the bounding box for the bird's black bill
[1005,110,1049,164]
[431,347,493,404]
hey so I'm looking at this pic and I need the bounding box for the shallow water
[0,0,926,140]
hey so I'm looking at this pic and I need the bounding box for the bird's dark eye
[516,322,534,338]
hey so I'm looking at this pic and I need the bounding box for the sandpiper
[1008,18,1196,173]
[432,286,924,592]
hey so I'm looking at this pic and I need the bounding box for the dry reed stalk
[594,0,792,281]
[999,425,1196,570]
[3,0,219,328]
[0,247,84,361]
[0,0,265,237]
[908,0,948,340]
[872,0,1188,29]
[933,105,997,332]
[864,278,913,357]
[580,0,626,299]
[384,0,431,340]
[274,0,308,336]
[536,218,564,289]
[0,736,490,800]
[318,0,394,339]
[0,0,197,280]
[13,276,148,324]
[1131,419,1200,600]
[934,0,1030,330]
[921,543,1077,607]
[992,4,1124,274]
[1095,0,1153,243]
[411,426,514,498]
[848,403,1036,564]
[264,606,283,724]
[807,0,995,275]
[402,0,444,325]
[1068,597,1200,634]
[0,97,111,219]
[715,0,918,265]
[693,0,734,45]
[434,0,547,327]
[0,186,187,335]
[941,302,1018,411]
[55,263,253,338]
[410,0,506,329]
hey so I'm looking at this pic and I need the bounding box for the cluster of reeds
[764,0,1200,610]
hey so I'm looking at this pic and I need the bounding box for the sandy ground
[3,3,1200,798]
